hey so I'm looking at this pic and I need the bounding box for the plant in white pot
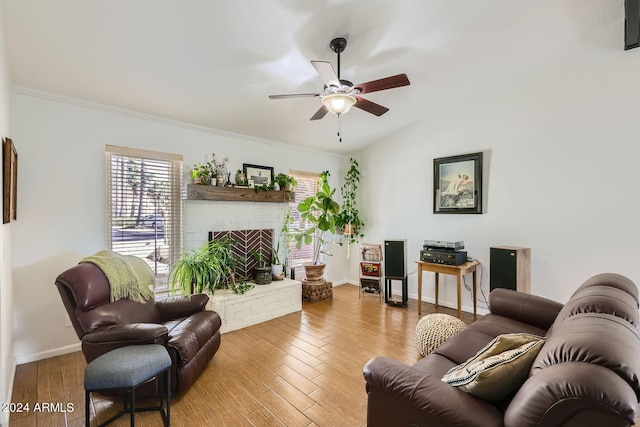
[271,242,284,278]
[289,171,340,281]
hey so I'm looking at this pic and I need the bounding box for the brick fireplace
[184,199,301,332]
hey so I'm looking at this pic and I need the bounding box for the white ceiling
[3,0,623,154]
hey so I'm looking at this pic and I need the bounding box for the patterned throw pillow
[441,333,545,403]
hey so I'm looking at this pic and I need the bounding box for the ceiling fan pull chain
[338,115,342,143]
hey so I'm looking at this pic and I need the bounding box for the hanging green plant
[335,157,365,245]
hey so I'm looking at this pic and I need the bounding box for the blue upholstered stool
[84,345,171,427]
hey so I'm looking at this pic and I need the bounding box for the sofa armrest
[363,357,503,427]
[155,294,209,321]
[489,288,563,331]
[81,323,168,363]
[504,363,638,427]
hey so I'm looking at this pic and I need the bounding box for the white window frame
[105,145,183,294]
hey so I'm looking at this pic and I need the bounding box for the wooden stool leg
[130,388,135,427]
[456,274,462,319]
[166,368,171,426]
[85,391,90,427]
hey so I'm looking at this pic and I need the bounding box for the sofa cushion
[578,273,639,303]
[532,312,640,396]
[551,285,640,330]
[441,333,545,403]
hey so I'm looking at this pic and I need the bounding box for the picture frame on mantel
[434,152,483,214]
[3,137,17,224]
[243,164,274,186]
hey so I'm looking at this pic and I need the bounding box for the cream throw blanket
[80,250,155,303]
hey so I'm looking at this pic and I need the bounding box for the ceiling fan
[268,37,410,121]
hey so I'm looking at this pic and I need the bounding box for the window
[288,170,320,268]
[106,145,183,292]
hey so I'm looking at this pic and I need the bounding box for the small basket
[361,243,382,262]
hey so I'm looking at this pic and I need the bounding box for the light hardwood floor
[9,285,476,426]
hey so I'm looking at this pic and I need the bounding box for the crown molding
[11,85,344,158]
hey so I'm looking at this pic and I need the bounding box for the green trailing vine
[335,157,364,245]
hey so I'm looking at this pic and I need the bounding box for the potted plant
[235,169,247,186]
[274,173,298,191]
[251,250,272,285]
[271,242,284,278]
[169,237,237,295]
[335,156,365,245]
[169,237,254,295]
[279,210,294,278]
[191,162,212,185]
[289,171,340,281]
[211,153,229,186]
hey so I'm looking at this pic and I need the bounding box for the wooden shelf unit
[359,244,383,299]
[186,184,294,203]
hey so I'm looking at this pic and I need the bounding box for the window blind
[105,145,183,292]
[288,170,320,267]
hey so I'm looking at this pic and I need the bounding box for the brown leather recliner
[55,262,222,396]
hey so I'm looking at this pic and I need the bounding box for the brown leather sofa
[55,262,222,395]
[363,273,640,427]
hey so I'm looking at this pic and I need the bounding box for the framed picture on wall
[243,164,274,186]
[3,137,17,224]
[433,152,483,214]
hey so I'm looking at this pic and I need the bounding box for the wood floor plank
[256,389,312,426]
[303,401,361,427]
[273,363,319,395]
[245,405,286,427]
[282,354,322,381]
[264,375,316,413]
[35,357,63,402]
[9,285,492,427]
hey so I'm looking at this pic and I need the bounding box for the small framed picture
[3,137,17,224]
[434,152,483,214]
[247,179,255,189]
[243,164,274,186]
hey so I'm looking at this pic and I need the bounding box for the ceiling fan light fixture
[322,93,356,115]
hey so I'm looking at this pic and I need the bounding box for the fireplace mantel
[186,184,294,203]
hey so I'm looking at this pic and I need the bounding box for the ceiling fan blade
[311,61,340,88]
[354,96,389,116]
[269,93,320,99]
[310,105,329,121]
[354,74,410,94]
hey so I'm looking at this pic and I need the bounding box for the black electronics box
[420,249,468,266]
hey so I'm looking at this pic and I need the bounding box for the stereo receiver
[420,249,468,266]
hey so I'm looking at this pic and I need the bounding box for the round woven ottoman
[415,313,466,356]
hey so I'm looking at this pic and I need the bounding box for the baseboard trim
[331,280,356,287]
[15,343,81,365]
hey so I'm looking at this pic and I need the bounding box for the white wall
[10,90,348,362]
[0,2,15,425]
[356,19,640,313]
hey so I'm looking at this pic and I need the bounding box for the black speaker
[384,240,406,278]
[490,246,531,293]
[626,0,640,50]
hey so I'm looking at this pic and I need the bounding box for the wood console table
[415,260,480,319]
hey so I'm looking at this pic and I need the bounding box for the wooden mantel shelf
[186,184,294,203]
